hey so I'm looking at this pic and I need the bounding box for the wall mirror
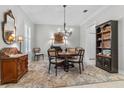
[1,10,16,44]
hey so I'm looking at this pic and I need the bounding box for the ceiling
[20,5,106,26]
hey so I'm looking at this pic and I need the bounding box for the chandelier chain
[63,5,67,33]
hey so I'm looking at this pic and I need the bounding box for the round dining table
[58,51,78,72]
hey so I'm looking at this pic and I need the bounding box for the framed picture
[54,32,64,44]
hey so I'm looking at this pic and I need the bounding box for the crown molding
[80,6,111,26]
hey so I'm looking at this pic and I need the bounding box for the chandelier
[63,5,72,38]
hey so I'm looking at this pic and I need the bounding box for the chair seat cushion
[51,59,64,63]
[35,53,43,55]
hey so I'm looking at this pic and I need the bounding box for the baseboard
[119,69,124,74]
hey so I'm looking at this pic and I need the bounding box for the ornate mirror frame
[1,10,16,45]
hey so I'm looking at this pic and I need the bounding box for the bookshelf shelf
[97,47,102,49]
[97,32,102,35]
[96,54,112,59]
[103,38,111,41]
[102,30,111,34]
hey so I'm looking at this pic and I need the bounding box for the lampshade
[17,36,23,42]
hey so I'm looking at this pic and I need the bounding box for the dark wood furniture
[47,49,64,76]
[68,48,85,74]
[0,47,28,84]
[58,51,78,72]
[33,48,44,61]
[66,48,76,53]
[96,20,118,73]
[50,46,63,52]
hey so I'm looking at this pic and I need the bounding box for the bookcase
[96,20,118,73]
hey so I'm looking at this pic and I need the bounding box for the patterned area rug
[0,59,124,88]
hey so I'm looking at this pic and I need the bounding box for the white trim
[119,69,124,74]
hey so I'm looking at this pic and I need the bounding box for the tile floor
[70,80,124,88]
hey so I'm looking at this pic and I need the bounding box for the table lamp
[17,36,23,52]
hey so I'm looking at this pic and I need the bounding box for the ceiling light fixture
[63,5,72,38]
[83,10,88,13]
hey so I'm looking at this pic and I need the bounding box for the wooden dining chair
[68,48,85,74]
[66,48,76,59]
[66,48,76,53]
[33,48,44,61]
[47,48,64,76]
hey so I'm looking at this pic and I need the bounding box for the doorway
[85,24,96,65]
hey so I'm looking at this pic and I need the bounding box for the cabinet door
[103,58,111,72]
[96,57,103,68]
[17,59,23,76]
[19,55,28,74]
[25,55,28,71]
[0,62,1,80]
[21,56,28,72]
[2,59,17,84]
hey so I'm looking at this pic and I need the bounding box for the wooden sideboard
[0,54,28,84]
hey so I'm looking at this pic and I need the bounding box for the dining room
[1,5,124,88]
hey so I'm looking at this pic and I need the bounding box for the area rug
[0,59,124,88]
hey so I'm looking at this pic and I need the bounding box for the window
[24,24,31,54]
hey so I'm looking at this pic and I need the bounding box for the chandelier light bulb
[57,28,61,32]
